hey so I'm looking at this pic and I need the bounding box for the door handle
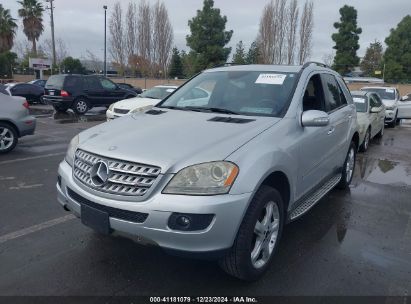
[327,127,335,135]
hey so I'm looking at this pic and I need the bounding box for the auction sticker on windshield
[255,74,287,85]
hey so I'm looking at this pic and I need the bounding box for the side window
[85,77,101,90]
[322,74,343,112]
[100,78,117,90]
[373,93,383,106]
[369,95,378,109]
[302,74,326,112]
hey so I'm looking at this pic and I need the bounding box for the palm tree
[0,4,18,53]
[18,0,44,56]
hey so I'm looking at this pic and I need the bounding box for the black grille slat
[67,188,148,223]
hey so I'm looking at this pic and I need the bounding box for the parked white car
[360,86,400,127]
[351,91,385,152]
[106,85,178,120]
[398,93,411,121]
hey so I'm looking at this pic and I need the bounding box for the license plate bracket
[81,204,111,235]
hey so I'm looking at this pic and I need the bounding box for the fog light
[168,213,215,231]
[177,216,191,227]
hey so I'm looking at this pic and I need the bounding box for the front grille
[73,149,161,196]
[114,108,129,114]
[67,188,148,223]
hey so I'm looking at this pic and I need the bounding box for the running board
[289,174,342,220]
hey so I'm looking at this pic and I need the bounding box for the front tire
[0,122,18,154]
[337,141,356,189]
[219,185,284,281]
[72,98,89,114]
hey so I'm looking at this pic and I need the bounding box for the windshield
[352,96,367,112]
[141,87,175,99]
[362,88,395,100]
[159,71,297,117]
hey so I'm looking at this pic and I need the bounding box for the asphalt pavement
[0,105,410,296]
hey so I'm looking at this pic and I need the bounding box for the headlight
[131,105,152,113]
[108,103,115,111]
[65,135,79,166]
[163,161,239,195]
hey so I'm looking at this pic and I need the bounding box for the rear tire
[219,185,284,281]
[0,122,18,154]
[376,123,384,138]
[337,141,356,189]
[359,128,370,152]
[72,98,89,114]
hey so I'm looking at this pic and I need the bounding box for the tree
[0,4,18,53]
[137,0,152,75]
[109,2,126,75]
[246,41,261,64]
[168,48,183,78]
[257,0,312,65]
[186,0,233,72]
[41,38,68,72]
[0,51,17,78]
[298,0,314,64]
[360,41,383,77]
[152,0,173,78]
[18,0,44,56]
[233,41,246,64]
[286,0,299,64]
[61,56,86,74]
[384,15,411,82]
[331,5,362,75]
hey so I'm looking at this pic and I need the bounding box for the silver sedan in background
[0,92,36,153]
[351,90,385,152]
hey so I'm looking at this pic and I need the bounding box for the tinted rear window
[45,75,65,89]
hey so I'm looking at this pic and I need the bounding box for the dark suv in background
[43,75,137,114]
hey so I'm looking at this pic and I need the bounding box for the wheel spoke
[0,141,6,150]
[0,128,7,136]
[254,220,265,237]
[261,240,271,260]
[263,203,273,226]
[251,239,263,264]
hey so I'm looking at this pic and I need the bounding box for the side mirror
[301,110,330,127]
[370,107,380,113]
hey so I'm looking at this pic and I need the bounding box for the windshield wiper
[183,106,240,115]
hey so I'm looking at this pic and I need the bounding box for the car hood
[381,99,396,108]
[78,109,280,173]
[112,97,160,110]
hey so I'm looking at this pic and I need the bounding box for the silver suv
[57,63,359,280]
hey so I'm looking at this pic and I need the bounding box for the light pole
[103,5,107,77]
[46,0,56,74]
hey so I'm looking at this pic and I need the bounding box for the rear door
[369,93,385,136]
[398,92,411,119]
[321,73,352,175]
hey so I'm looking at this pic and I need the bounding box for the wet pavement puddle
[356,157,411,186]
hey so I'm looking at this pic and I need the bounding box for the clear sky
[6,0,411,62]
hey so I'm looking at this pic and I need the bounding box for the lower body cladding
[57,160,251,258]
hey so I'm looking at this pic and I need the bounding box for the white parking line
[0,152,65,165]
[0,214,75,244]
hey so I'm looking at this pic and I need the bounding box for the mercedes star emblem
[90,160,110,187]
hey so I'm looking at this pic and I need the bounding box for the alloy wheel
[251,201,280,269]
[0,127,14,151]
[76,100,88,113]
[345,147,355,183]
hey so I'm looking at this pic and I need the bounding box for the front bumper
[384,109,397,123]
[57,160,251,254]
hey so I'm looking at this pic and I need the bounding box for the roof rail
[301,61,330,69]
